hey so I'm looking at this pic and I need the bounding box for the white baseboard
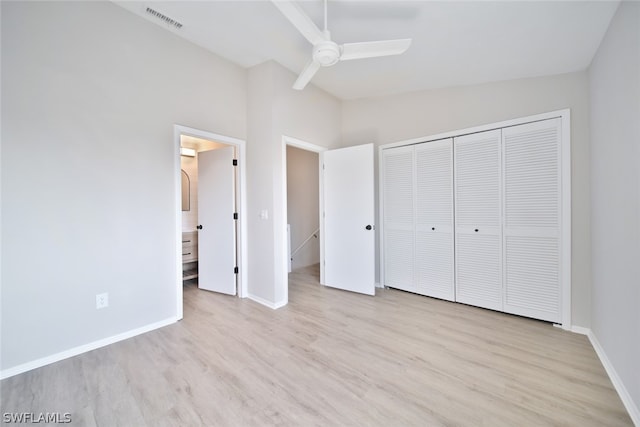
[0,317,177,380]
[570,325,591,335]
[248,293,287,310]
[586,329,640,426]
[273,300,287,309]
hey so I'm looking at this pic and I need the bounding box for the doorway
[282,136,326,304]
[281,138,377,305]
[286,145,320,277]
[174,125,247,320]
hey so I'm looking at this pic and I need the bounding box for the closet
[381,114,567,324]
[382,140,455,301]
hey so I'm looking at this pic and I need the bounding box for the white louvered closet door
[382,146,415,292]
[503,118,562,323]
[415,140,454,301]
[454,130,503,311]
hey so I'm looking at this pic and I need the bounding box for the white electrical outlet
[96,293,109,309]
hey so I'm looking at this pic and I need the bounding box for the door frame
[281,135,326,305]
[174,125,248,320]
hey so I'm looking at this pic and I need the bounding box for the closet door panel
[415,139,454,301]
[382,146,415,292]
[503,118,562,322]
[504,120,560,229]
[415,231,454,300]
[415,140,453,227]
[454,129,502,311]
[456,233,502,309]
[454,133,502,229]
[385,229,415,292]
[505,235,560,321]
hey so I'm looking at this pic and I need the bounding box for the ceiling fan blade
[271,1,326,46]
[293,59,321,90]
[340,39,412,61]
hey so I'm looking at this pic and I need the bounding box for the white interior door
[382,145,415,293]
[502,118,562,322]
[454,129,503,311]
[198,146,236,295]
[415,139,455,301]
[323,143,375,295]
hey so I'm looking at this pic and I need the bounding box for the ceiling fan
[271,0,412,90]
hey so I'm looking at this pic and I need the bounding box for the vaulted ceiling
[115,1,619,100]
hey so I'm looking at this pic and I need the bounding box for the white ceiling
[114,1,619,100]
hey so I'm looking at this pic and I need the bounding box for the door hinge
[232,159,238,166]
[234,266,239,274]
[233,212,238,220]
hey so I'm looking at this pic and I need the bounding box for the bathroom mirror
[181,169,190,211]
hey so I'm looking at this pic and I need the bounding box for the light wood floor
[1,265,632,426]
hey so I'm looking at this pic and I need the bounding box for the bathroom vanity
[182,231,198,281]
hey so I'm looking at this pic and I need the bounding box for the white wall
[287,146,320,270]
[246,62,278,304]
[0,1,246,372]
[342,71,591,327]
[247,61,341,306]
[589,1,640,418]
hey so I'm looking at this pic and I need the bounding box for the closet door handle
[365,225,373,231]
[197,225,203,230]
[431,227,435,231]
[475,229,479,232]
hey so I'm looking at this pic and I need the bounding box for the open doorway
[175,125,247,320]
[282,136,326,303]
[286,145,320,278]
[281,138,377,305]
[180,136,236,294]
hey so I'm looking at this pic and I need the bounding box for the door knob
[365,225,373,230]
[197,225,203,230]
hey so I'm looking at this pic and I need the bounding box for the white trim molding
[569,325,591,336]
[563,325,638,423]
[248,293,288,310]
[587,330,640,425]
[0,317,177,380]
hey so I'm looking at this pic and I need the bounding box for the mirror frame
[181,169,190,211]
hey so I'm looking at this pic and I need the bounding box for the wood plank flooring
[1,264,633,426]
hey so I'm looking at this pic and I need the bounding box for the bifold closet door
[382,145,415,292]
[454,129,503,311]
[415,140,454,301]
[503,118,562,323]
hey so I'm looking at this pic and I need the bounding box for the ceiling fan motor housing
[314,41,340,66]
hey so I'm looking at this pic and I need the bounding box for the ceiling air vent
[145,7,183,29]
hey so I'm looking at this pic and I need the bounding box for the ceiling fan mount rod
[323,0,328,31]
